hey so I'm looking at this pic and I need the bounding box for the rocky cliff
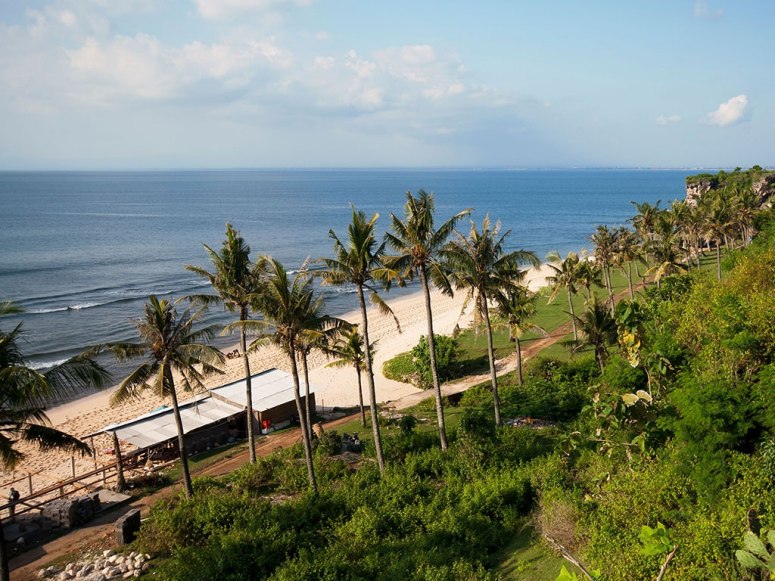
[685,168,775,206]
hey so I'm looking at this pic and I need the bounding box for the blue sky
[0,0,772,169]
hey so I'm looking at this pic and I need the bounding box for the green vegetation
[8,168,775,580]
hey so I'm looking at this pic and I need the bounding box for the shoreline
[2,263,553,489]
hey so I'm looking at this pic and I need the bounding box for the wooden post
[70,456,76,479]
[27,473,32,496]
[112,432,127,492]
[89,436,98,470]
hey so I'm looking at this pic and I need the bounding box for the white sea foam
[31,358,69,370]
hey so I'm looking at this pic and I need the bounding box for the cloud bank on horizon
[0,1,772,169]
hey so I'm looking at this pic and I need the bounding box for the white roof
[104,395,243,449]
[210,368,315,412]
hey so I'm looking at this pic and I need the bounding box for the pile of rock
[37,550,152,580]
[39,493,101,529]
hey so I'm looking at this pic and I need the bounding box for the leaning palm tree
[441,216,538,426]
[110,296,224,498]
[384,191,470,451]
[545,251,582,342]
[492,285,546,386]
[245,259,333,494]
[323,327,374,428]
[0,302,111,581]
[319,207,398,472]
[572,294,618,371]
[703,193,734,281]
[186,223,266,464]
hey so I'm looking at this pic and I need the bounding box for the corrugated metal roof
[105,396,243,449]
[210,368,315,412]
[98,369,312,448]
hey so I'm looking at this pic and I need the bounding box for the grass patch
[495,525,577,580]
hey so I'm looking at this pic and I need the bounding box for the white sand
[1,264,553,491]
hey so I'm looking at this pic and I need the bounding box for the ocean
[0,169,688,369]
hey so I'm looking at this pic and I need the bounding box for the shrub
[411,334,459,389]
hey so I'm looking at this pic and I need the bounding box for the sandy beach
[1,264,553,492]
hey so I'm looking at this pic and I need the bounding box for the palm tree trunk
[355,284,385,472]
[566,287,578,342]
[166,369,193,498]
[419,268,449,451]
[481,295,501,427]
[716,241,722,281]
[301,350,313,445]
[626,262,634,300]
[112,432,127,492]
[288,338,317,494]
[515,337,523,386]
[355,365,366,427]
[604,266,614,315]
[240,307,256,464]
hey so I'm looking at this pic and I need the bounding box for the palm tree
[493,286,545,386]
[1,303,110,581]
[573,294,618,371]
[320,208,398,472]
[545,251,582,342]
[385,191,470,451]
[186,223,266,464]
[246,259,334,494]
[296,309,343,445]
[591,225,617,313]
[1,301,111,580]
[614,227,640,299]
[703,193,734,281]
[441,216,538,426]
[576,254,602,300]
[323,327,374,427]
[110,296,224,498]
[644,232,689,287]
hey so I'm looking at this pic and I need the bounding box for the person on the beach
[8,487,20,522]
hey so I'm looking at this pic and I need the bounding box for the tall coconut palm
[492,286,546,386]
[320,208,398,472]
[0,302,111,581]
[186,223,266,464]
[384,191,470,451]
[296,311,343,445]
[441,216,538,426]
[573,294,618,371]
[323,327,374,428]
[645,238,688,286]
[703,193,734,281]
[110,296,224,498]
[244,259,333,494]
[630,200,662,247]
[576,254,603,300]
[614,227,640,299]
[545,251,582,342]
[591,225,617,313]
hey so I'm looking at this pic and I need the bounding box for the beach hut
[209,368,317,433]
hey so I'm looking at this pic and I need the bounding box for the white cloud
[195,0,313,20]
[693,0,724,18]
[313,56,335,70]
[66,34,293,102]
[656,114,681,125]
[707,94,748,126]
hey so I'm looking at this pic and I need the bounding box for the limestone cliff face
[685,171,775,207]
[685,179,713,206]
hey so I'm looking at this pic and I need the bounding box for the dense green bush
[411,334,460,389]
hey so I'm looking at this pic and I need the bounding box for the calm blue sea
[0,169,688,369]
